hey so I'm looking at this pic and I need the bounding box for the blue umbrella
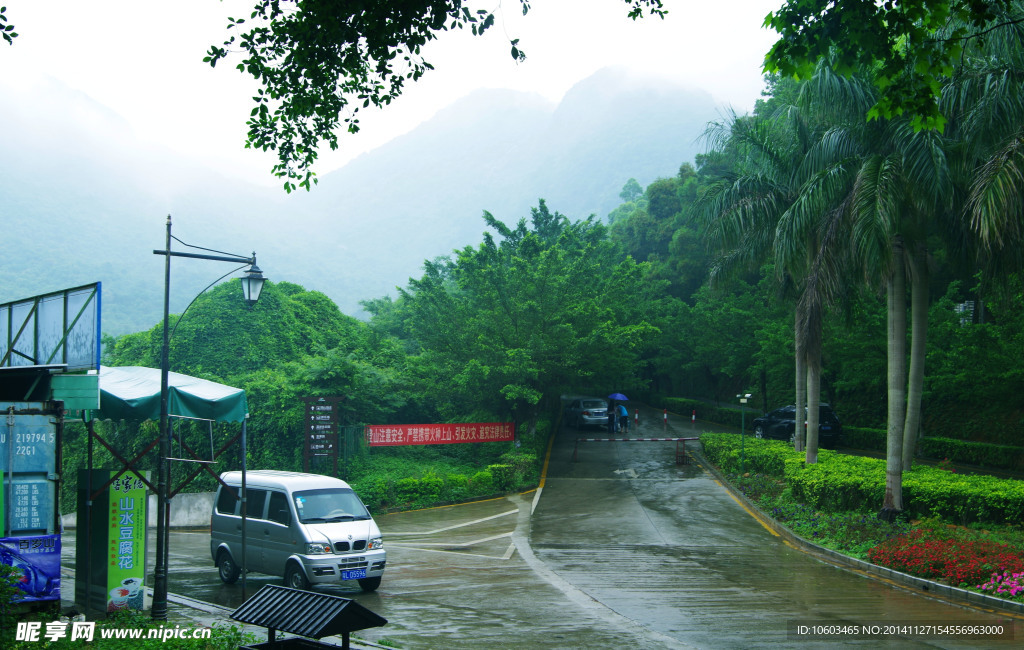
[608,393,628,401]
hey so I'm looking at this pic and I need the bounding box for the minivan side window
[216,486,239,515]
[267,491,291,526]
[246,489,268,519]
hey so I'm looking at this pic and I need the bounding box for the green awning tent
[95,365,248,423]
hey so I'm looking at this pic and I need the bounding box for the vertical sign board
[75,470,149,612]
[303,397,340,475]
[1,405,61,603]
[106,473,147,611]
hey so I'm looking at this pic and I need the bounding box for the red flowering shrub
[869,529,1024,586]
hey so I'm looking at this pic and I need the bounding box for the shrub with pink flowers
[868,529,1024,587]
[977,571,1024,601]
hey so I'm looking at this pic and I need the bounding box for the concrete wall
[62,492,216,529]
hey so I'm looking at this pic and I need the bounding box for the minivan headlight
[306,542,333,555]
[368,537,383,550]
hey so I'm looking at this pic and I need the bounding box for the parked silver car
[564,398,609,430]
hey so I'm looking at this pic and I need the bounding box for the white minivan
[210,470,386,591]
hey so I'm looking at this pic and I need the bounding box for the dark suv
[751,404,843,448]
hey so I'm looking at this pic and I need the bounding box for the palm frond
[968,130,1024,248]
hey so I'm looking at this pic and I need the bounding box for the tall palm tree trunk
[882,236,906,519]
[903,245,928,472]
[804,298,823,464]
[794,311,807,452]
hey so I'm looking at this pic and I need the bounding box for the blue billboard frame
[0,283,101,372]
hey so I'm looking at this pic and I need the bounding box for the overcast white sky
[4,0,781,185]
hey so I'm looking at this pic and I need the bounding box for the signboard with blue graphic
[0,534,61,603]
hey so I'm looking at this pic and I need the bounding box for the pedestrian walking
[607,400,617,434]
[618,403,629,433]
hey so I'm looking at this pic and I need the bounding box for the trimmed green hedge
[844,425,1024,471]
[700,433,1024,525]
[681,400,1024,472]
[350,451,539,511]
[918,437,1024,470]
[842,426,886,452]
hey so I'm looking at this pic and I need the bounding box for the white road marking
[388,532,513,548]
[386,508,518,536]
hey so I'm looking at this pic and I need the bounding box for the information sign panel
[1,407,57,536]
[302,397,340,473]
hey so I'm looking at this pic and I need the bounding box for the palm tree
[795,60,955,511]
[695,85,853,462]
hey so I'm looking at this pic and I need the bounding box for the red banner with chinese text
[365,422,514,446]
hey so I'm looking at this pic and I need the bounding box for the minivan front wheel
[285,564,310,590]
[217,551,240,584]
[358,576,382,592]
[754,426,765,439]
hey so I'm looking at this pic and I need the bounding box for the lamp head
[240,256,266,306]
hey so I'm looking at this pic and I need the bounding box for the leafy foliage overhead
[204,0,666,191]
[763,0,1017,131]
[0,5,16,45]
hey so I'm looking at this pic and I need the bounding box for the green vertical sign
[106,473,147,611]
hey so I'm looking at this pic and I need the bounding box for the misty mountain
[1,67,719,336]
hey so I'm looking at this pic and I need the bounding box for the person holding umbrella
[607,399,618,434]
[609,393,629,434]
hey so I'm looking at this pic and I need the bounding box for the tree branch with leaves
[204,0,665,191]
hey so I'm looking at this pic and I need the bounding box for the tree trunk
[881,238,906,517]
[903,246,928,472]
[804,298,822,465]
[794,310,807,452]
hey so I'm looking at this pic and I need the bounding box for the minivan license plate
[342,569,366,580]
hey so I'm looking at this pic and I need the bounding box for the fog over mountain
[1,67,720,335]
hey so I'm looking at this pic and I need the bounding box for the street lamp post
[151,215,266,620]
[738,393,751,474]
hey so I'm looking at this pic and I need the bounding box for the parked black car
[751,404,843,448]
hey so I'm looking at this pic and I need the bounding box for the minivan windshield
[293,488,371,523]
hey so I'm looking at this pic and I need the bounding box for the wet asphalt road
[61,404,1022,648]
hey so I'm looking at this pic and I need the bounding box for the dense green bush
[441,473,470,502]
[842,426,886,452]
[694,413,1024,472]
[785,454,887,511]
[699,433,795,476]
[918,437,1024,470]
[700,433,1024,526]
[470,470,494,493]
[487,464,514,491]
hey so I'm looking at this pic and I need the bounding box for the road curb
[689,447,1024,619]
